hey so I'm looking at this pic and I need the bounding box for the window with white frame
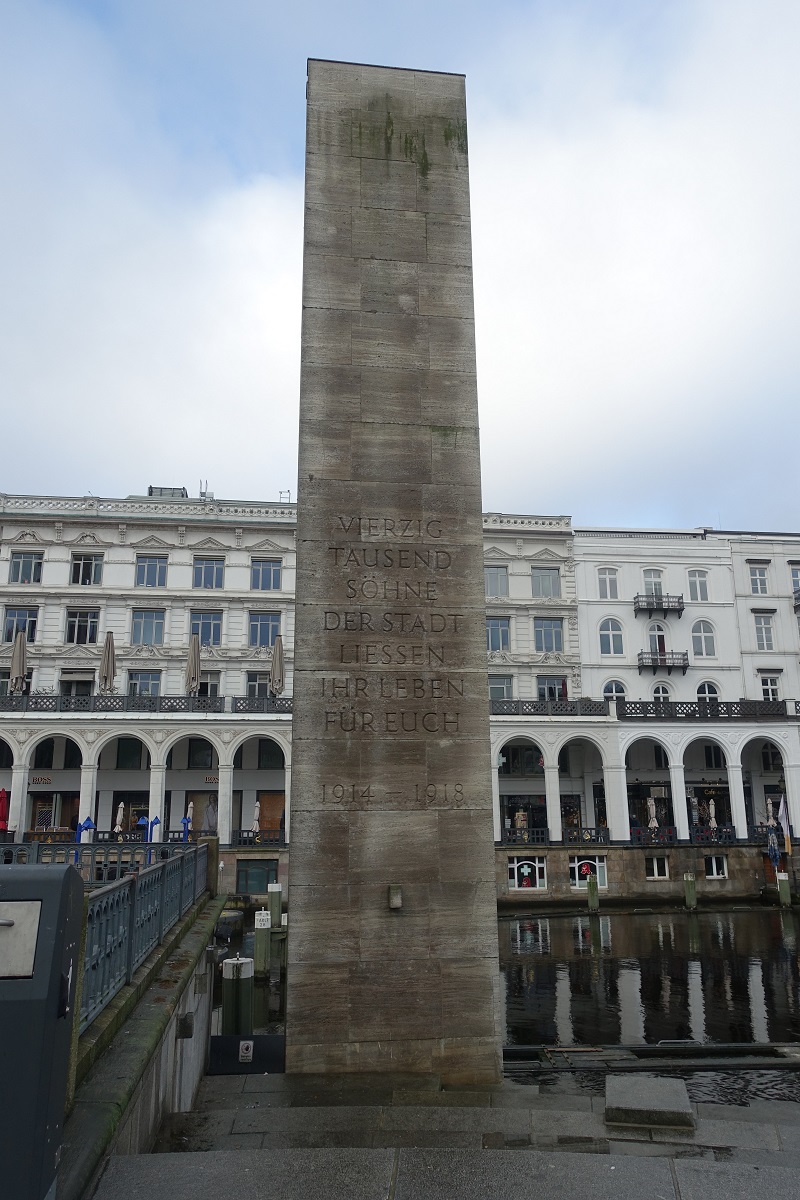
[9,552,43,584]
[750,565,769,595]
[71,553,103,586]
[198,671,220,698]
[599,618,624,655]
[692,619,715,656]
[704,855,727,879]
[598,568,618,599]
[754,614,774,650]
[66,609,99,644]
[191,610,222,646]
[534,617,562,652]
[507,857,547,890]
[645,856,669,880]
[791,566,800,597]
[247,671,271,698]
[688,569,709,602]
[760,675,780,702]
[135,555,168,587]
[569,855,608,888]
[249,611,281,648]
[251,559,282,591]
[131,609,165,646]
[486,618,510,652]
[537,675,567,701]
[193,557,224,589]
[488,675,513,701]
[603,680,626,702]
[4,607,38,642]
[648,622,667,654]
[643,569,663,597]
[484,565,508,597]
[653,684,670,704]
[531,567,561,598]
[128,670,161,697]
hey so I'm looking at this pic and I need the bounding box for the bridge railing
[76,843,207,1033]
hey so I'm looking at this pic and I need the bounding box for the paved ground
[91,1072,800,1198]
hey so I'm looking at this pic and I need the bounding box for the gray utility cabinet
[0,864,83,1200]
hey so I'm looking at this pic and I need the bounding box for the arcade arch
[624,736,676,832]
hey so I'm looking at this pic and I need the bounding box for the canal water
[500,908,800,1047]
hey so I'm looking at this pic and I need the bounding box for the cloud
[0,1,302,502]
[470,1,800,527]
[2,1,799,530]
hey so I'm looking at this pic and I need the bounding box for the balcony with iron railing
[0,693,292,715]
[618,698,791,719]
[633,593,685,618]
[490,698,608,717]
[637,651,689,675]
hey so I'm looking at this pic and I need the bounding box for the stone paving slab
[696,1100,800,1124]
[94,1149,396,1200]
[605,1074,694,1128]
[231,1104,386,1135]
[651,1119,780,1150]
[392,1149,678,1200]
[674,1159,800,1200]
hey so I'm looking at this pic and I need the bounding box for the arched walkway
[231,735,287,845]
[497,737,549,843]
[682,736,732,834]
[624,735,677,837]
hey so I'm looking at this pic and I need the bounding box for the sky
[2,0,799,530]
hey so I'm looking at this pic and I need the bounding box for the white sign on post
[239,1039,254,1064]
[254,909,271,930]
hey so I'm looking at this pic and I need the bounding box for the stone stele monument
[285,58,502,1085]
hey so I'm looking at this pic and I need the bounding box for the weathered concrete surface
[93,1143,800,1200]
[57,895,226,1200]
[287,60,501,1083]
[605,1074,695,1128]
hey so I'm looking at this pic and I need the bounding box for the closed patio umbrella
[186,801,194,831]
[251,799,260,834]
[185,633,201,696]
[99,631,116,693]
[646,796,659,831]
[113,802,125,833]
[10,629,27,694]
[0,788,8,831]
[708,799,717,830]
[270,634,285,696]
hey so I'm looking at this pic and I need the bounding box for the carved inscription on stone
[286,58,501,1085]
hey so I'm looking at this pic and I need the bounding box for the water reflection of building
[500,912,800,1047]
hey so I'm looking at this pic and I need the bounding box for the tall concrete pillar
[603,764,630,842]
[283,759,292,841]
[78,762,98,840]
[9,762,28,843]
[217,763,233,846]
[148,764,166,843]
[783,761,800,831]
[726,763,748,838]
[544,765,562,841]
[286,59,501,1083]
[490,755,501,843]
[668,761,690,841]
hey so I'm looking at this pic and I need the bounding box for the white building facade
[2,492,799,902]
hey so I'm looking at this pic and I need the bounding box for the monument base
[286,1038,502,1087]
